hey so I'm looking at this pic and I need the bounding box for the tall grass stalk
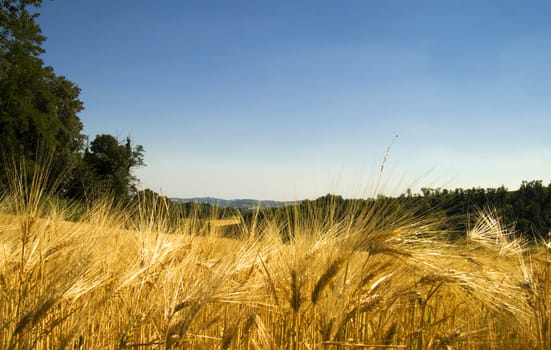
[0,163,547,349]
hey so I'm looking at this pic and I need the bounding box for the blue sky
[37,0,551,200]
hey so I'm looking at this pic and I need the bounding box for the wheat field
[1,170,550,349]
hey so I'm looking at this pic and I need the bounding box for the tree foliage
[0,1,145,203]
[68,135,144,201]
[1,0,84,183]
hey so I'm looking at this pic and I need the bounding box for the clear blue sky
[37,0,551,200]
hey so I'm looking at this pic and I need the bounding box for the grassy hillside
[1,173,551,349]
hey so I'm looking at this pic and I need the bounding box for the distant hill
[170,197,299,209]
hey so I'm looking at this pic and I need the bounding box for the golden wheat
[0,169,550,349]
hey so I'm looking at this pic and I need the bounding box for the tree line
[249,180,551,241]
[412,180,551,239]
[0,0,144,202]
[125,180,551,242]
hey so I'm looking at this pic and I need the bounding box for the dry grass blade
[311,257,345,305]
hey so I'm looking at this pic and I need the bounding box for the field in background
[1,176,551,349]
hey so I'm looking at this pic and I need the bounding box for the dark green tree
[1,1,146,204]
[70,134,145,201]
[0,0,85,188]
